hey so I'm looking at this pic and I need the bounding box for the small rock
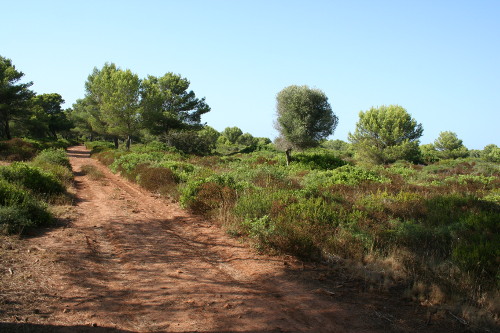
[63,308,70,313]
[91,323,98,327]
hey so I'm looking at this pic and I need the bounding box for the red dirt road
[0,146,460,332]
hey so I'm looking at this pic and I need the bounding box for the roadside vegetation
[0,139,74,234]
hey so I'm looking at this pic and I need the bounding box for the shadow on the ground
[0,323,290,333]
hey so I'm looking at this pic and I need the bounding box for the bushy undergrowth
[0,178,52,233]
[85,141,115,153]
[0,163,65,197]
[0,146,73,234]
[0,138,37,161]
[91,141,500,317]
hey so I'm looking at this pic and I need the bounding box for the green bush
[85,141,115,153]
[302,165,389,189]
[0,163,65,197]
[180,173,244,214]
[292,151,346,170]
[130,141,180,154]
[0,179,52,234]
[32,148,71,169]
[31,161,73,186]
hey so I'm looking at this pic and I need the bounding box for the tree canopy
[140,73,210,137]
[75,65,211,149]
[433,131,468,159]
[0,56,34,139]
[275,85,338,164]
[348,105,423,164]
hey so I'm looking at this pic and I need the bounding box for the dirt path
[0,146,460,332]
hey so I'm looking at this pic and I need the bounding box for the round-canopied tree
[275,85,338,164]
[433,131,468,159]
[348,105,423,164]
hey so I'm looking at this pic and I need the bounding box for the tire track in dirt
[1,146,459,332]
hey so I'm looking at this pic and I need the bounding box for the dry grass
[80,164,105,180]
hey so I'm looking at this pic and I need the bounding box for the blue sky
[2,0,499,149]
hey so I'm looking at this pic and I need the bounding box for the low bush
[80,164,105,180]
[85,141,115,153]
[180,174,244,216]
[0,179,52,234]
[302,165,389,189]
[136,165,179,198]
[32,148,71,169]
[94,150,124,166]
[0,138,37,161]
[292,151,346,170]
[0,163,65,197]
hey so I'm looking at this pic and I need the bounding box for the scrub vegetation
[0,140,74,234]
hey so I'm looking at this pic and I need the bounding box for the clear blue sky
[2,0,499,149]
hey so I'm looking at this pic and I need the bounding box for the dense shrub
[0,163,65,197]
[85,141,115,153]
[180,174,244,215]
[0,138,37,161]
[94,150,123,166]
[292,151,346,170]
[0,179,52,233]
[136,165,179,198]
[302,165,389,189]
[32,148,72,169]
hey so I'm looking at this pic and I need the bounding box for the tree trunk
[113,136,119,149]
[285,148,292,166]
[126,136,131,150]
[4,120,12,140]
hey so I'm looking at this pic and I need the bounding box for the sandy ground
[0,146,464,332]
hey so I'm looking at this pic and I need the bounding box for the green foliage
[433,131,468,159]
[302,165,389,188]
[110,152,165,173]
[140,72,210,137]
[222,127,243,144]
[0,162,65,197]
[27,93,72,138]
[419,143,439,164]
[83,63,141,149]
[32,148,71,169]
[275,85,338,150]
[451,210,500,278]
[85,140,115,153]
[482,144,500,162]
[292,151,346,170]
[165,130,215,155]
[0,56,35,140]
[349,105,423,164]
[0,179,52,234]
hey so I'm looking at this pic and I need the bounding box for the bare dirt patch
[0,146,468,332]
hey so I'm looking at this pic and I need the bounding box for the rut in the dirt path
[1,146,460,333]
